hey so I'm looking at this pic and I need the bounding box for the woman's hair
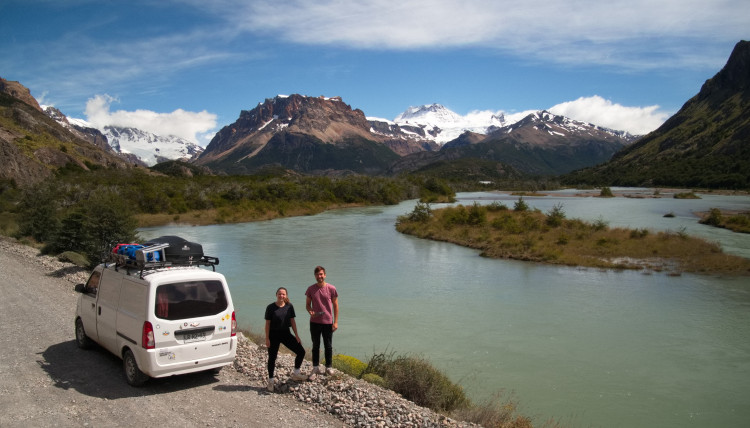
[314,265,326,274]
[276,287,290,305]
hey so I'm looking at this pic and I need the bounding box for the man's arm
[332,297,339,331]
[306,295,314,316]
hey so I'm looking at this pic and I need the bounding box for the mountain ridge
[563,39,750,188]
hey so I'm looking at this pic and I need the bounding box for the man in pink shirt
[305,265,339,377]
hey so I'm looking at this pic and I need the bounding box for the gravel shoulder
[0,237,477,428]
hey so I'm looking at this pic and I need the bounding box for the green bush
[487,201,508,212]
[513,197,529,212]
[361,373,386,387]
[332,354,367,377]
[699,208,723,226]
[467,203,487,225]
[545,203,565,227]
[399,201,432,224]
[57,251,90,267]
[599,186,614,197]
[364,351,468,412]
[630,228,650,239]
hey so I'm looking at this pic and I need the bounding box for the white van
[73,239,237,386]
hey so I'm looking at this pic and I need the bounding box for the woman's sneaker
[325,367,337,376]
[291,372,308,381]
[267,378,275,392]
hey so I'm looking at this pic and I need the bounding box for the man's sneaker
[267,378,274,392]
[290,372,308,381]
[325,367,337,376]
[308,366,321,380]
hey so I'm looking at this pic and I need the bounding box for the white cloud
[548,96,670,135]
[84,95,218,145]
[226,0,750,69]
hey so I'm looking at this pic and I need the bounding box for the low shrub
[365,351,468,412]
[332,354,367,377]
[450,392,534,428]
[513,197,529,212]
[699,208,723,226]
[487,201,508,212]
[361,373,386,387]
[57,251,89,267]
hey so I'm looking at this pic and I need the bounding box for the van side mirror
[75,283,86,293]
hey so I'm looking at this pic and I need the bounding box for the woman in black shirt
[264,287,307,391]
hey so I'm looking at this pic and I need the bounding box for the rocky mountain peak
[695,40,750,103]
[200,94,374,165]
[240,94,370,134]
[0,77,42,112]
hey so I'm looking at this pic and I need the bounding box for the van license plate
[183,331,206,343]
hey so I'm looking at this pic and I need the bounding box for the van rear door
[151,279,234,367]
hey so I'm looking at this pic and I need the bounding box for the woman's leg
[280,330,306,369]
[267,331,281,378]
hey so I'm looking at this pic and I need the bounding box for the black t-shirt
[265,302,296,331]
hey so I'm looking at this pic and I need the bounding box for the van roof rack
[107,243,219,278]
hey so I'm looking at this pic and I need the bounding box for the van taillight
[142,321,155,349]
[231,311,237,337]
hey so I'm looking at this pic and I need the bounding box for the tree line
[0,165,457,267]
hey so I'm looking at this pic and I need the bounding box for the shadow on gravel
[47,265,87,279]
[214,384,264,394]
[39,340,222,398]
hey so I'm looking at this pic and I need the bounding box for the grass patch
[699,208,750,233]
[397,201,750,275]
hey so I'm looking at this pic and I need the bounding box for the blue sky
[1,0,748,145]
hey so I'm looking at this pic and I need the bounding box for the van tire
[123,349,149,387]
[74,318,93,350]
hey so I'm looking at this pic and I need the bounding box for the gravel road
[0,237,344,428]
[0,237,478,428]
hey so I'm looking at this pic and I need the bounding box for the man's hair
[314,265,326,274]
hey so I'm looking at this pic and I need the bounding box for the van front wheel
[123,349,149,387]
[75,318,93,349]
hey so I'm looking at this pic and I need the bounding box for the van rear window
[155,280,228,320]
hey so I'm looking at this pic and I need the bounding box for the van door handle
[98,306,101,315]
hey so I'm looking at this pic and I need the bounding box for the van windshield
[155,280,228,320]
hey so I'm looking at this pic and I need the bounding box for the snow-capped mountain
[370,104,536,145]
[490,110,637,142]
[102,126,203,167]
[370,103,636,146]
[42,106,203,167]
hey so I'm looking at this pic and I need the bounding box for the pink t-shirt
[305,282,338,325]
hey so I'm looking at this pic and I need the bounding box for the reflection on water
[141,190,750,428]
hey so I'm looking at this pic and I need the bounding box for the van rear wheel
[74,318,93,349]
[123,349,149,386]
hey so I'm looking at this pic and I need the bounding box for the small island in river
[396,200,750,276]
